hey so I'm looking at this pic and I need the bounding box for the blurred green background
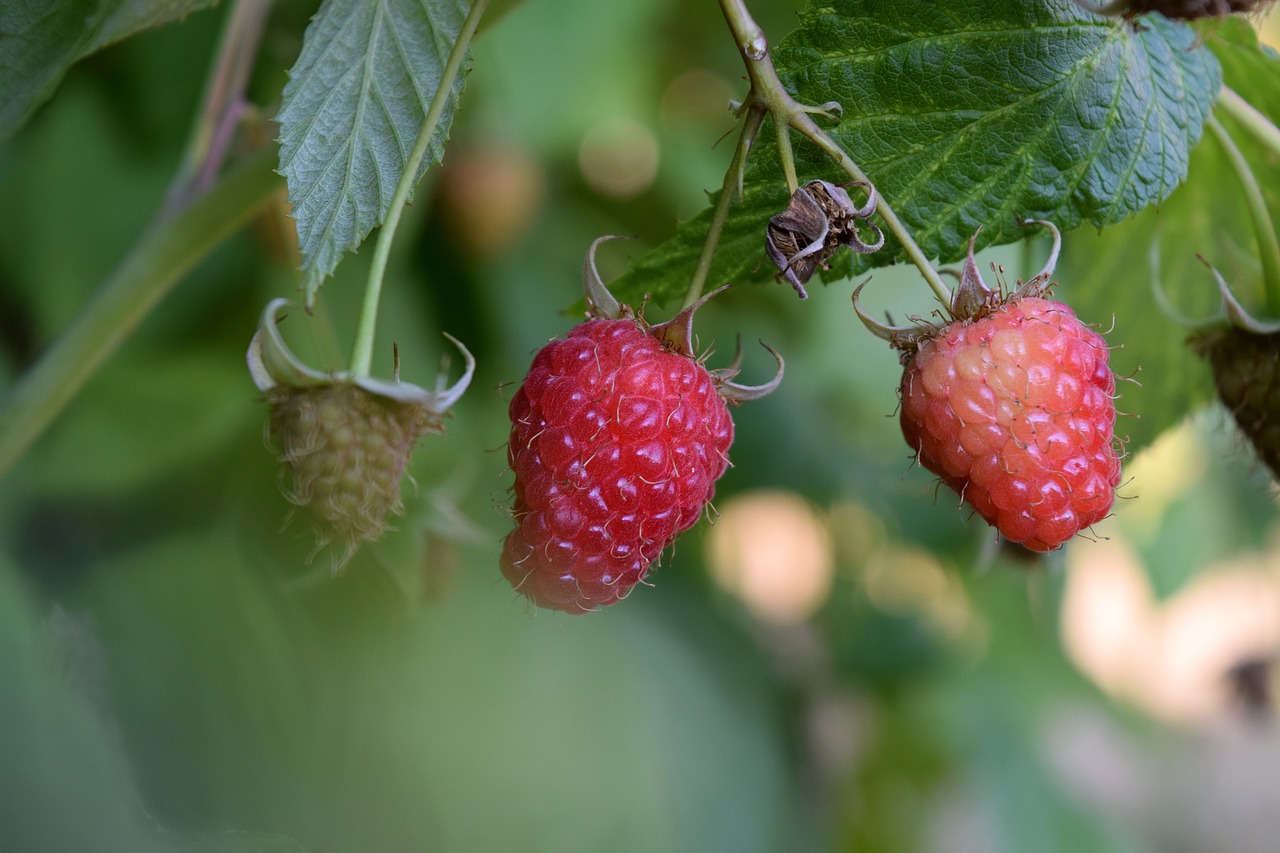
[4,1,1280,851]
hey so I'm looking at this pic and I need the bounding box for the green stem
[1208,115,1280,317]
[165,0,272,214]
[1218,86,1280,161]
[349,0,488,378]
[684,106,764,309]
[716,0,952,307]
[0,146,279,480]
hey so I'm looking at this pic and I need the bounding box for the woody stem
[717,0,952,307]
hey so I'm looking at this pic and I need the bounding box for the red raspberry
[502,317,735,613]
[899,296,1121,551]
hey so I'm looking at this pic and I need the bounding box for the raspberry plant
[4,0,1280,849]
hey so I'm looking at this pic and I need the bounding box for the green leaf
[74,531,794,852]
[1207,18,1280,122]
[1204,21,1280,306]
[0,0,219,141]
[1063,18,1280,461]
[614,0,1220,306]
[1057,132,1241,458]
[0,556,169,852]
[276,0,470,303]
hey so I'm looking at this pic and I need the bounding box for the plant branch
[165,0,273,214]
[1208,115,1280,317]
[716,0,952,307]
[348,0,488,378]
[1218,86,1280,162]
[684,106,764,310]
[0,146,280,480]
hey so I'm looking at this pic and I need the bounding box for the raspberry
[899,297,1121,551]
[268,382,440,557]
[248,299,473,566]
[501,317,735,613]
[857,220,1122,551]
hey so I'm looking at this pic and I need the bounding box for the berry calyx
[501,239,782,614]
[766,180,883,299]
[858,221,1122,551]
[248,299,474,565]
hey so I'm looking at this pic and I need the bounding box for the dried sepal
[248,299,475,409]
[766,179,883,299]
[949,229,998,318]
[851,277,934,351]
[715,339,785,404]
[650,284,731,357]
[858,218,1066,356]
[582,235,631,320]
[1198,255,1280,335]
[1013,219,1062,298]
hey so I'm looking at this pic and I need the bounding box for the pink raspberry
[899,296,1121,551]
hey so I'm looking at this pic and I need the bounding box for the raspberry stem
[348,0,489,378]
[684,106,763,309]
[0,147,279,481]
[715,0,953,308]
[163,0,271,215]
[1207,115,1280,317]
[1218,87,1280,161]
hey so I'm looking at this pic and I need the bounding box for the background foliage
[3,1,1280,851]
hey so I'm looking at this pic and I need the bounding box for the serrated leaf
[614,0,1220,306]
[0,0,219,140]
[277,0,469,303]
[1062,26,1280,458]
[1057,134,1248,458]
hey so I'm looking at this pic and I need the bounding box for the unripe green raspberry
[268,382,442,555]
[248,299,473,566]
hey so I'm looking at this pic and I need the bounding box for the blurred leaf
[0,555,168,852]
[614,0,1220,306]
[1057,137,1233,457]
[27,346,254,496]
[822,576,950,692]
[276,0,470,304]
[74,531,794,852]
[0,0,219,140]
[954,681,1134,853]
[1133,417,1277,600]
[1208,18,1280,122]
[1202,19,1280,318]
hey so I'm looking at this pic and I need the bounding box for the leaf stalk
[1218,86,1280,161]
[684,107,764,310]
[349,0,489,378]
[1207,115,1280,317]
[0,147,279,480]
